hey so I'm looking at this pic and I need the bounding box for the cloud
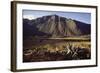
[23,15,35,20]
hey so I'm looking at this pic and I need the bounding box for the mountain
[23,14,90,39]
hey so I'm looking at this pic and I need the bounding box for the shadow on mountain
[23,14,91,39]
[23,19,51,39]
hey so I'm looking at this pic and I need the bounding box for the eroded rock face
[23,14,90,38]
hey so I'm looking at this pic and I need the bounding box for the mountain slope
[23,15,90,38]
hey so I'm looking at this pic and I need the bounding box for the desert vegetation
[23,39,90,62]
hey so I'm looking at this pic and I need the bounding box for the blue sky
[23,10,91,24]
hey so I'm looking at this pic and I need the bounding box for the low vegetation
[23,40,91,62]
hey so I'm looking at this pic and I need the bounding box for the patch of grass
[23,40,90,62]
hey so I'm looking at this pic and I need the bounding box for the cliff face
[23,14,90,38]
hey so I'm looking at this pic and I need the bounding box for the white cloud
[23,15,35,20]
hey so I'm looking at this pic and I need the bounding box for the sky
[23,10,91,24]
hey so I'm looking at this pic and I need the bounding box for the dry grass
[23,39,91,62]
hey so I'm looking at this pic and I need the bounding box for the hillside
[23,14,90,39]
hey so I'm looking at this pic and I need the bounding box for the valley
[23,37,90,62]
